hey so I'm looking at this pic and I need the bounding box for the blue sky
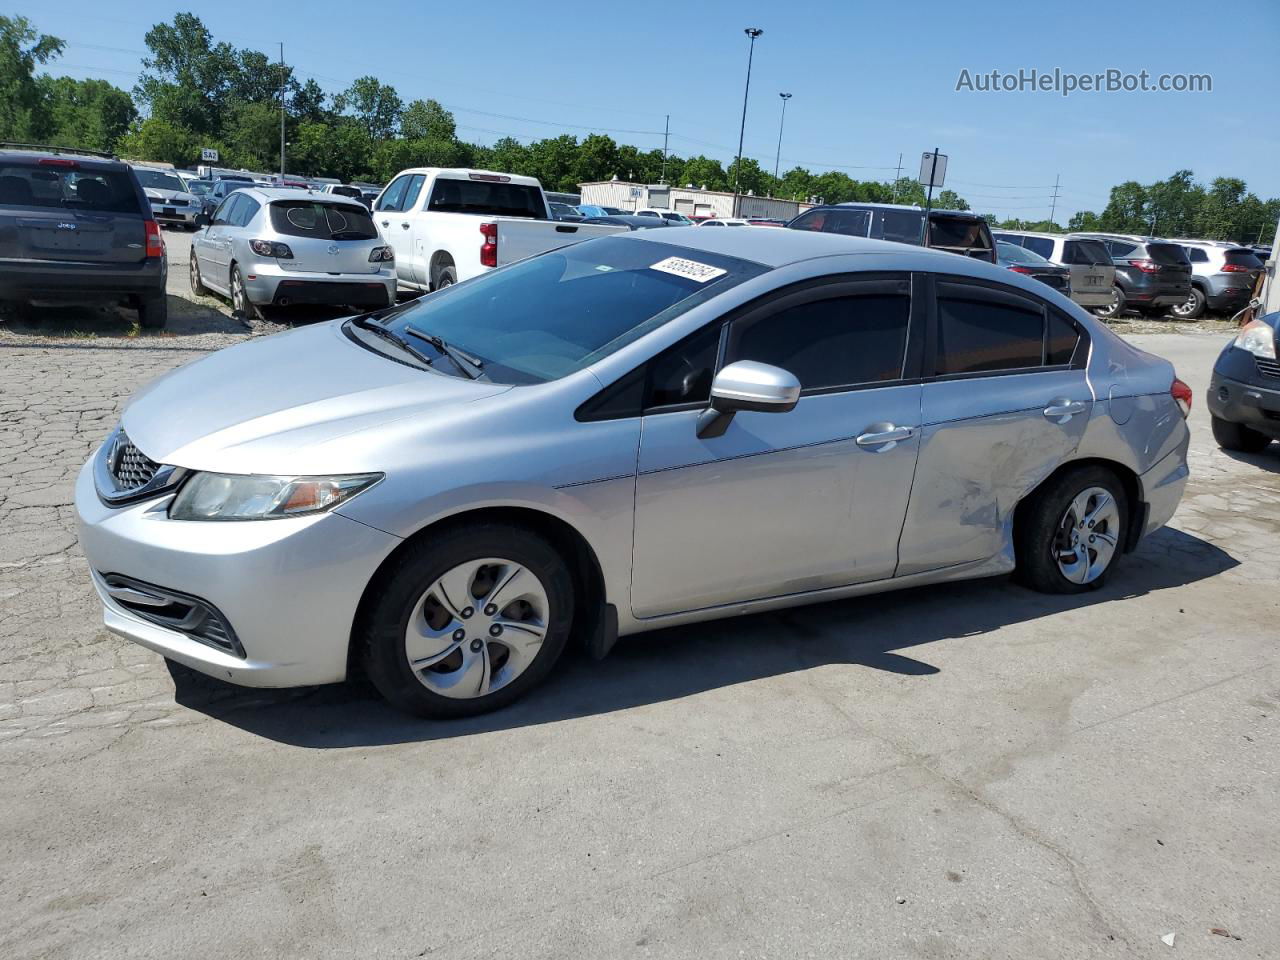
[19,0,1280,222]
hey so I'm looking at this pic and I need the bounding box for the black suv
[1070,234,1191,319]
[787,202,996,263]
[0,144,168,328]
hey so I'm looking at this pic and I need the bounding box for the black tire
[230,264,262,322]
[1172,288,1206,319]
[434,265,457,290]
[188,248,206,295]
[1092,286,1126,320]
[361,523,575,718]
[1211,415,1272,453]
[137,292,167,330]
[1015,465,1128,594]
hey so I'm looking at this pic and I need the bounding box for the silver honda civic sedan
[76,228,1192,718]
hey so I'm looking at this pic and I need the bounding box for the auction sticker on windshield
[650,257,727,283]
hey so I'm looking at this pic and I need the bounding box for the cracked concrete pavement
[1,269,1277,960]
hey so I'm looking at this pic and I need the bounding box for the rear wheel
[1211,415,1272,453]
[188,248,206,295]
[1015,465,1127,594]
[1171,288,1206,319]
[1092,286,1126,319]
[230,264,262,322]
[136,292,167,330]
[434,266,457,290]
[361,523,574,718]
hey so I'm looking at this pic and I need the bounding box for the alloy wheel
[1172,292,1196,317]
[231,270,246,315]
[404,557,550,699]
[1054,486,1120,585]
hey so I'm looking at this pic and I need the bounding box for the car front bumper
[241,263,397,308]
[74,456,402,687]
[151,205,198,224]
[1208,371,1280,439]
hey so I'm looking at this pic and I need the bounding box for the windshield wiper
[349,314,437,368]
[403,325,486,380]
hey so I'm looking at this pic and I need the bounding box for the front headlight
[1233,319,1277,360]
[169,472,382,521]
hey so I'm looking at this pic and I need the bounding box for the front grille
[1256,358,1280,380]
[99,573,245,658]
[109,434,160,491]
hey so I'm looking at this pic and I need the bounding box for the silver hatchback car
[189,188,396,319]
[77,229,1192,718]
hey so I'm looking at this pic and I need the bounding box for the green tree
[401,99,455,141]
[136,13,238,136]
[677,155,727,191]
[289,120,371,182]
[291,78,328,124]
[223,100,280,170]
[1068,210,1103,232]
[726,156,771,197]
[935,189,969,211]
[36,75,135,151]
[117,117,199,167]
[574,133,619,184]
[0,15,64,141]
[526,134,579,191]
[335,76,402,140]
[1098,181,1148,232]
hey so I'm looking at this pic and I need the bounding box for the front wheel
[1211,415,1272,453]
[1092,286,1126,320]
[1015,466,1128,594]
[1172,288,1206,319]
[361,524,574,718]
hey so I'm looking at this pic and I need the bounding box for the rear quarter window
[1023,236,1055,259]
[0,162,142,214]
[1062,239,1110,266]
[1146,242,1191,265]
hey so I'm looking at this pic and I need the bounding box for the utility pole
[732,27,763,217]
[278,42,286,178]
[1049,173,1060,225]
[661,114,669,184]
[891,152,903,201]
[772,92,791,182]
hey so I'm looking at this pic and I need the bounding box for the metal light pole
[773,92,791,182]
[278,42,286,178]
[732,27,763,217]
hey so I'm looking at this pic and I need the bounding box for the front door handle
[856,424,916,450]
[400,221,411,229]
[380,219,390,227]
[1043,399,1086,423]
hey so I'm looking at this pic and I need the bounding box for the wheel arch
[1013,457,1144,557]
[428,250,455,289]
[348,504,610,676]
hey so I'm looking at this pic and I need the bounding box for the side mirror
[194,212,210,228]
[697,360,801,439]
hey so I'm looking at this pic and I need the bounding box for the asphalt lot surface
[1,251,1277,959]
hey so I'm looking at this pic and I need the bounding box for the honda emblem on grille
[327,244,339,256]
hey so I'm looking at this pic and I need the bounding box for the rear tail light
[1007,265,1034,274]
[1220,263,1251,273]
[479,222,497,268]
[1129,259,1160,273]
[143,219,164,258]
[249,239,293,258]
[368,245,394,262]
[1171,376,1192,418]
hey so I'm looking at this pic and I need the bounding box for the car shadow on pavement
[167,526,1238,747]
[1219,446,1280,474]
[0,295,242,339]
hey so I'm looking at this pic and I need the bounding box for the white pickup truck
[372,168,626,291]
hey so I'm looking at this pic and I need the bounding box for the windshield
[369,236,763,384]
[997,241,1051,264]
[188,180,212,196]
[133,169,185,192]
[269,200,377,240]
[427,177,545,218]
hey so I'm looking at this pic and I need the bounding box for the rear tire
[361,523,574,718]
[137,292,167,330]
[1093,286,1126,319]
[1015,465,1128,594]
[434,266,457,290]
[1211,415,1272,453]
[230,264,262,322]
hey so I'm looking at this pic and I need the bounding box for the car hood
[121,321,512,474]
[144,188,197,204]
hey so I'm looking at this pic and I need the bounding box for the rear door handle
[1043,399,1086,423]
[400,221,410,229]
[856,425,916,449]
[380,219,390,227]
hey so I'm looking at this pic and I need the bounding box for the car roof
[392,167,542,188]
[828,202,978,218]
[993,229,1067,241]
[0,144,125,170]
[618,224,977,268]
[239,187,369,204]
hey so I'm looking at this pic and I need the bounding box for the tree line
[1,14,1274,244]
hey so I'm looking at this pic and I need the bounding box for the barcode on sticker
[650,257,727,283]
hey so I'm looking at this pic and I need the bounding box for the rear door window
[0,162,142,214]
[1146,242,1191,265]
[1022,236,1055,259]
[1062,239,1110,266]
[935,286,1045,375]
[1108,240,1138,258]
[1047,311,1081,365]
[231,196,260,227]
[427,177,544,218]
[269,201,378,240]
[788,208,871,237]
[1186,247,1209,263]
